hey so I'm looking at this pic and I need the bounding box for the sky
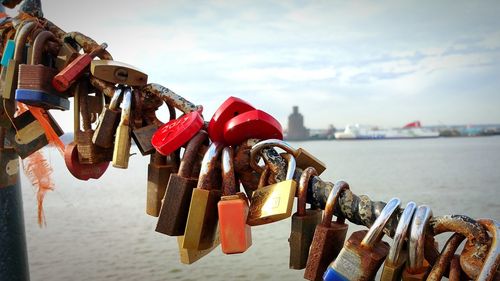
[5,0,500,131]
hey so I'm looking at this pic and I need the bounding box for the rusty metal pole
[0,128,30,281]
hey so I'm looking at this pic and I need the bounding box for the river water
[21,136,500,281]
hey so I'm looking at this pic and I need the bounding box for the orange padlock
[217,146,252,254]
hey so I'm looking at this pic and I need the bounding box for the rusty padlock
[182,142,223,250]
[475,218,500,281]
[304,180,350,281]
[112,87,133,169]
[92,87,123,148]
[217,146,252,254]
[146,151,179,217]
[155,130,208,236]
[324,197,401,281]
[380,201,417,281]
[289,167,322,270]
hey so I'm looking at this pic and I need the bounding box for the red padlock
[223,109,283,145]
[52,43,108,92]
[208,96,255,143]
[151,110,204,156]
[64,142,109,181]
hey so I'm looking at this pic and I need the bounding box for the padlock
[217,146,252,254]
[55,42,79,71]
[324,197,401,281]
[426,233,465,281]
[52,43,108,92]
[2,21,35,100]
[64,142,109,181]
[86,90,104,117]
[16,30,70,110]
[90,59,148,86]
[380,201,417,281]
[146,151,179,217]
[207,96,255,143]
[289,167,323,269]
[151,109,204,156]
[75,80,112,164]
[223,109,283,145]
[0,39,14,67]
[0,128,19,189]
[112,87,133,169]
[177,226,221,265]
[92,87,123,148]
[402,205,433,281]
[155,130,208,236]
[247,139,297,226]
[250,139,326,175]
[5,109,63,159]
[182,142,223,250]
[304,180,350,281]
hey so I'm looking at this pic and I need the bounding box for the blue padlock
[15,89,70,110]
[1,39,15,67]
[323,268,349,281]
[15,30,69,110]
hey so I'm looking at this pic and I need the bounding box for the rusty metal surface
[427,233,465,281]
[89,76,115,98]
[196,142,222,191]
[63,31,112,60]
[141,83,199,114]
[476,219,500,281]
[178,130,207,177]
[221,147,236,196]
[297,167,317,216]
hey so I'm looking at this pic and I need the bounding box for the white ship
[334,121,439,140]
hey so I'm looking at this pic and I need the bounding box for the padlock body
[323,267,350,281]
[0,39,15,67]
[289,209,322,269]
[92,107,121,148]
[304,222,348,281]
[329,230,390,281]
[64,142,109,181]
[380,251,408,281]
[146,162,177,217]
[90,60,148,86]
[2,59,18,99]
[183,188,222,250]
[18,64,60,97]
[15,89,70,110]
[77,130,112,164]
[112,122,131,169]
[53,53,93,92]
[132,123,158,155]
[218,194,252,254]
[0,147,19,187]
[155,174,197,236]
[402,262,430,281]
[295,148,326,175]
[207,96,255,143]
[223,109,283,145]
[247,179,296,226]
[55,42,78,71]
[177,228,220,264]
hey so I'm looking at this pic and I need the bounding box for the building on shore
[286,106,310,140]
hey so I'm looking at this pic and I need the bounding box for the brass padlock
[112,87,132,169]
[324,197,401,281]
[289,166,322,270]
[381,201,417,281]
[92,87,123,148]
[217,146,252,254]
[176,226,221,265]
[55,42,79,71]
[426,233,465,281]
[402,205,433,281]
[146,151,179,217]
[304,180,350,281]
[182,142,223,250]
[90,59,148,87]
[75,80,112,164]
[6,109,63,159]
[1,21,35,100]
[249,138,326,175]
[155,130,208,236]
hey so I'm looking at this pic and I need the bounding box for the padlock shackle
[249,139,296,173]
[197,142,223,190]
[222,146,236,196]
[361,197,401,248]
[475,218,500,281]
[177,130,207,177]
[408,205,433,271]
[297,167,317,216]
[426,233,465,281]
[13,20,35,62]
[279,153,296,181]
[321,180,350,226]
[119,88,132,125]
[141,83,200,115]
[31,30,56,65]
[109,87,124,111]
[257,165,271,190]
[386,201,416,265]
